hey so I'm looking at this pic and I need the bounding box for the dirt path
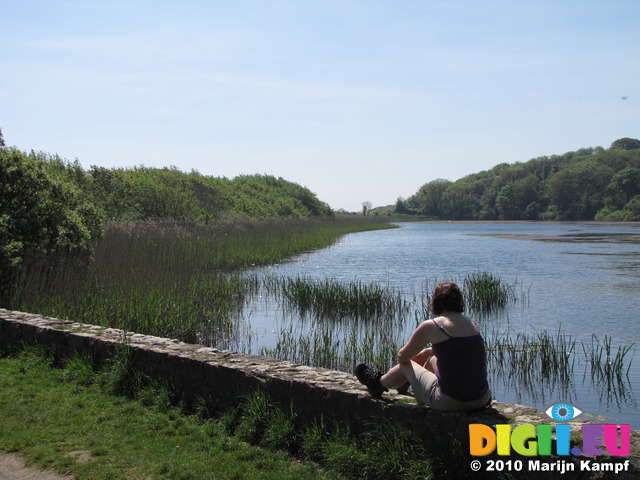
[0,453,69,480]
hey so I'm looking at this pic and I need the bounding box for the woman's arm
[411,347,433,366]
[397,322,433,364]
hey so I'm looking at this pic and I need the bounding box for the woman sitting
[355,281,491,411]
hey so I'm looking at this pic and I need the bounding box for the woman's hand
[412,348,433,366]
[398,346,430,364]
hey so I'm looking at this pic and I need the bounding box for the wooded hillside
[396,137,640,221]
[2,148,332,221]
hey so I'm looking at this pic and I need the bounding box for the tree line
[395,137,640,221]
[0,138,333,298]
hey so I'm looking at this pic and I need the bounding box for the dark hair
[430,282,465,315]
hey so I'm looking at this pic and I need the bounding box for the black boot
[354,363,388,398]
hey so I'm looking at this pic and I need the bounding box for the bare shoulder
[440,313,479,336]
[418,318,449,342]
[420,318,437,329]
[419,318,445,334]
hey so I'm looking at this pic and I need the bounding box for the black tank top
[431,318,489,402]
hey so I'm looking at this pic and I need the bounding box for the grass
[7,216,536,376]
[484,326,635,404]
[261,272,532,373]
[462,271,522,314]
[222,392,434,480]
[260,321,402,372]
[264,275,410,321]
[260,272,634,402]
[485,327,577,387]
[584,334,636,402]
[7,217,394,345]
[0,349,329,480]
[0,347,435,480]
[585,334,636,382]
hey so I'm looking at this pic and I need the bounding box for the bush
[0,149,102,303]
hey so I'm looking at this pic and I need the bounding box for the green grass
[584,334,636,395]
[0,347,436,480]
[0,349,332,480]
[261,272,532,374]
[484,326,635,402]
[223,392,434,480]
[485,327,577,385]
[8,217,395,345]
[264,275,410,321]
[462,271,521,314]
[260,321,402,372]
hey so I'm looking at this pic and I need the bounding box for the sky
[1,1,638,212]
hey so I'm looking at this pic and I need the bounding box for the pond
[236,221,640,428]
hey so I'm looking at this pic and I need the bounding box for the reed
[94,217,395,274]
[463,271,520,313]
[260,321,401,372]
[9,217,634,406]
[264,275,410,322]
[485,328,576,386]
[420,273,528,321]
[485,326,635,403]
[584,334,635,389]
[8,217,393,346]
[261,272,534,374]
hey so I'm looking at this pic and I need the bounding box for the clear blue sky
[2,0,638,211]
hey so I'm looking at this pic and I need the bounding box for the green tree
[441,181,481,220]
[88,166,139,219]
[626,195,640,220]
[407,179,451,217]
[495,174,541,220]
[610,138,640,150]
[545,161,614,219]
[395,197,410,214]
[606,167,640,208]
[397,140,640,221]
[0,149,102,302]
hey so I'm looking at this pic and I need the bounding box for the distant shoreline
[472,232,640,243]
[409,220,640,226]
[401,220,640,243]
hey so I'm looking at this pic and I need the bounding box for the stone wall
[1,309,638,479]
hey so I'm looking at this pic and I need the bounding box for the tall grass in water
[260,321,401,372]
[262,272,529,373]
[263,272,634,404]
[264,275,410,321]
[584,334,635,402]
[420,273,528,322]
[485,326,635,404]
[260,275,411,371]
[266,272,525,327]
[8,217,393,346]
[485,328,577,387]
[95,217,395,273]
[463,271,522,314]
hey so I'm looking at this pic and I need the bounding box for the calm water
[238,222,640,428]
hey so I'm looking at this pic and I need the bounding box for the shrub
[0,149,102,303]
